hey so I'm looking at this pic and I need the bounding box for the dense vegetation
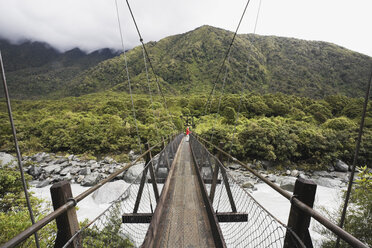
[1,91,371,169]
[65,25,372,99]
[320,167,372,247]
[0,39,118,99]
[0,166,56,246]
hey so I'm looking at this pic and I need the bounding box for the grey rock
[81,172,102,186]
[261,160,275,170]
[70,167,81,175]
[228,163,240,170]
[92,180,130,204]
[201,167,213,179]
[286,170,291,175]
[157,167,168,179]
[267,175,276,183]
[55,158,68,164]
[59,167,71,176]
[124,163,145,183]
[90,162,100,170]
[76,175,85,183]
[68,155,75,161]
[80,167,91,175]
[43,164,61,174]
[36,180,50,188]
[335,160,349,172]
[63,173,73,181]
[291,170,299,177]
[59,161,70,168]
[28,166,42,178]
[0,152,17,168]
[104,156,114,164]
[313,178,342,188]
[313,171,331,178]
[280,177,297,192]
[242,182,254,189]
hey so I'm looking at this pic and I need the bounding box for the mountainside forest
[0,39,118,99]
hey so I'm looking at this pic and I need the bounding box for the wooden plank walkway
[151,138,216,248]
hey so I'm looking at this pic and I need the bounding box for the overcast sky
[0,0,371,57]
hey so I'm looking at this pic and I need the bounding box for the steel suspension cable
[203,0,253,115]
[227,0,263,163]
[0,51,41,248]
[114,0,142,154]
[335,64,372,248]
[125,0,176,131]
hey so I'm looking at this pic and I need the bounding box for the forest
[1,91,371,170]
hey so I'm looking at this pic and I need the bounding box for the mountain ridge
[1,25,371,99]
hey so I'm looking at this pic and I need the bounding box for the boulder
[261,160,275,170]
[228,163,240,170]
[313,178,343,188]
[291,170,299,177]
[80,167,91,176]
[285,170,291,176]
[201,167,213,179]
[157,167,168,179]
[81,172,102,186]
[76,175,85,183]
[36,180,50,188]
[267,175,276,183]
[242,182,254,189]
[124,163,145,183]
[59,167,72,176]
[334,160,349,172]
[279,177,297,192]
[69,167,81,175]
[43,164,61,174]
[28,166,42,178]
[0,152,17,168]
[92,180,130,204]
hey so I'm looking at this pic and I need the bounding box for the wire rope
[125,0,177,132]
[114,0,142,153]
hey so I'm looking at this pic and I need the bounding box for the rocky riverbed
[1,151,352,191]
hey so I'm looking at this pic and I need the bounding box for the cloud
[0,0,371,57]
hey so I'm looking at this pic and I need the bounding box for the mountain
[0,39,119,99]
[1,26,372,99]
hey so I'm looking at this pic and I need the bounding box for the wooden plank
[216,212,248,222]
[122,213,152,223]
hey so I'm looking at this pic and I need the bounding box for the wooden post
[134,161,150,213]
[147,143,159,202]
[50,181,81,248]
[284,178,317,248]
[216,142,237,213]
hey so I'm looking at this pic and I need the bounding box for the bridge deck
[152,138,216,247]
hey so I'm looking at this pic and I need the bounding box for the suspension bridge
[1,0,371,247]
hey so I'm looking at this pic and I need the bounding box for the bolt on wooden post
[50,181,81,248]
[284,178,317,248]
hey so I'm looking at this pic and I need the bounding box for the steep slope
[66,25,372,98]
[0,39,119,99]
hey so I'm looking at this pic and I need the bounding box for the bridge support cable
[114,0,143,154]
[203,0,253,116]
[335,64,372,248]
[124,0,177,132]
[227,0,263,164]
[0,51,41,248]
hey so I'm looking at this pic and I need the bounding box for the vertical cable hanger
[114,0,142,154]
[125,0,177,132]
[0,51,41,248]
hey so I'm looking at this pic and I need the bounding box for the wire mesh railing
[189,134,297,248]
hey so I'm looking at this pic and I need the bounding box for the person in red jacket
[186,127,190,142]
